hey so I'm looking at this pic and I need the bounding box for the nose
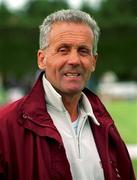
[67,49,80,66]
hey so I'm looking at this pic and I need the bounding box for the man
[0,9,135,180]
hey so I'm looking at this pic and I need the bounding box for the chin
[65,88,82,95]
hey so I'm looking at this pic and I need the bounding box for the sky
[1,0,28,10]
[67,0,102,9]
[0,0,102,10]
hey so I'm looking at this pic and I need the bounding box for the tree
[24,0,69,26]
[98,0,137,26]
[0,2,12,25]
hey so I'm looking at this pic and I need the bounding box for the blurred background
[0,0,137,176]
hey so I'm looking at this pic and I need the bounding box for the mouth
[64,73,80,77]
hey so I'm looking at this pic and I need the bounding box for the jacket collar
[20,71,49,120]
[83,88,114,127]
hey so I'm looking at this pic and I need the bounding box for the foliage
[23,0,69,27]
[0,3,12,25]
[97,0,137,27]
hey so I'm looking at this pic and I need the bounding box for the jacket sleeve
[0,148,6,180]
[0,123,6,180]
[0,174,5,180]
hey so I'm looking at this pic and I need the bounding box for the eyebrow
[58,43,91,49]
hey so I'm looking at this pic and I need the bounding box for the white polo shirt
[42,75,104,180]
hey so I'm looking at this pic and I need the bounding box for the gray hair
[39,9,100,55]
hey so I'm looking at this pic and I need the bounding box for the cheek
[83,60,92,71]
[45,58,62,79]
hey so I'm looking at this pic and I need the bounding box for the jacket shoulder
[0,96,26,127]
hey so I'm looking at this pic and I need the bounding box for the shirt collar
[80,93,100,125]
[42,75,66,112]
[42,74,100,125]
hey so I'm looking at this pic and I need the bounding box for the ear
[37,49,46,70]
[92,54,98,72]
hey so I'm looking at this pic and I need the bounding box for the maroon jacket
[0,73,135,180]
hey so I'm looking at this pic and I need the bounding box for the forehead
[48,22,94,46]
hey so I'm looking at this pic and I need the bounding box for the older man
[0,9,135,180]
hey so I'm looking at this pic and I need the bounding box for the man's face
[38,22,97,96]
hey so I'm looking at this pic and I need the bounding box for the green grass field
[104,100,137,177]
[104,100,137,144]
[132,160,137,178]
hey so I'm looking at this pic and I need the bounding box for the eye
[58,46,69,55]
[79,47,91,56]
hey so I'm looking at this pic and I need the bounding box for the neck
[62,94,81,122]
